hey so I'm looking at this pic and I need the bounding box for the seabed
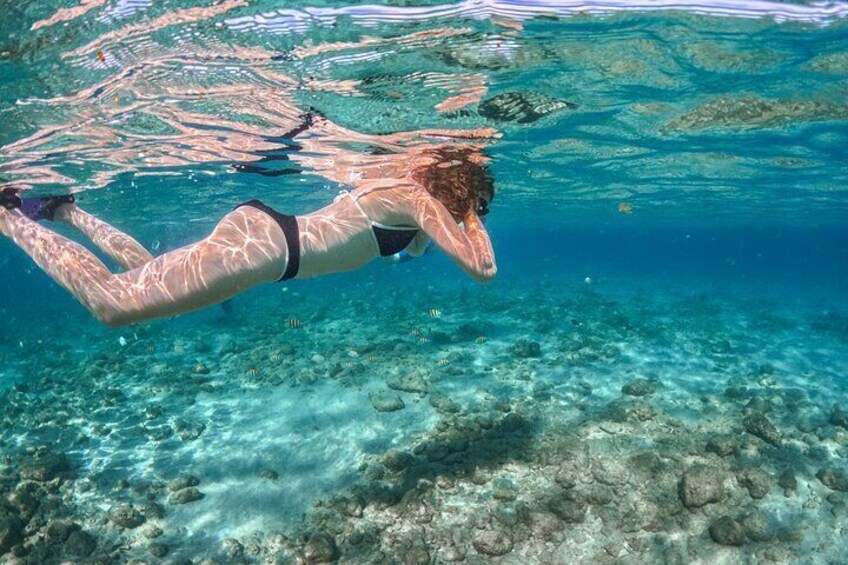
[2,270,847,564]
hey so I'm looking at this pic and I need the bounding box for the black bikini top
[338,190,420,256]
[372,224,419,256]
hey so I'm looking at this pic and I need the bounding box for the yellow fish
[617,202,633,215]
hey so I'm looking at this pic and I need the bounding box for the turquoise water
[2,1,848,563]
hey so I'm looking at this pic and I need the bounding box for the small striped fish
[246,368,259,377]
[287,318,303,329]
[418,337,431,344]
[437,359,450,366]
[475,336,487,344]
[269,352,281,362]
[428,309,442,319]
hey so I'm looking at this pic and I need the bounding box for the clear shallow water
[1,1,848,564]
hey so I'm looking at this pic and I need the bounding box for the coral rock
[679,465,724,508]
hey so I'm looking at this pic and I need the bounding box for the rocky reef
[1,278,846,563]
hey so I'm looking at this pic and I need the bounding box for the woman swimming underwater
[0,114,497,327]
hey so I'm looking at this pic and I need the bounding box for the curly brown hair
[412,146,494,221]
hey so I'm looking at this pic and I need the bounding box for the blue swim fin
[21,194,75,221]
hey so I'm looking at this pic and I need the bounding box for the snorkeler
[0,120,497,327]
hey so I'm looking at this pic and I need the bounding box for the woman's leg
[55,204,154,270]
[0,206,289,326]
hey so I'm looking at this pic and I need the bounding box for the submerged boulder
[169,487,205,505]
[705,436,737,457]
[679,465,724,508]
[778,470,798,493]
[64,530,97,558]
[472,528,514,556]
[741,511,774,542]
[547,492,587,523]
[0,516,23,556]
[108,504,145,529]
[167,475,200,492]
[386,371,429,394]
[173,419,206,441]
[303,532,337,563]
[383,449,415,472]
[20,451,74,482]
[830,404,848,430]
[148,541,170,558]
[429,392,460,414]
[369,390,405,412]
[622,379,656,397]
[738,468,771,499]
[709,516,747,546]
[817,468,848,492]
[509,339,542,358]
[743,413,782,446]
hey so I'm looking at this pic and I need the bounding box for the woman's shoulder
[351,179,425,201]
[351,179,428,223]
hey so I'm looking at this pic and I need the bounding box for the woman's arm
[407,189,496,282]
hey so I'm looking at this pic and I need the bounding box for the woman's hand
[409,191,497,283]
[463,212,497,281]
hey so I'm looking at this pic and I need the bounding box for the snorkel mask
[477,198,490,217]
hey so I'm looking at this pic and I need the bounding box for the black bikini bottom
[237,199,300,281]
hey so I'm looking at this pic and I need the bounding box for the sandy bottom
[1,271,847,564]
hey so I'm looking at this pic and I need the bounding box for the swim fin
[21,194,75,221]
[0,187,22,210]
